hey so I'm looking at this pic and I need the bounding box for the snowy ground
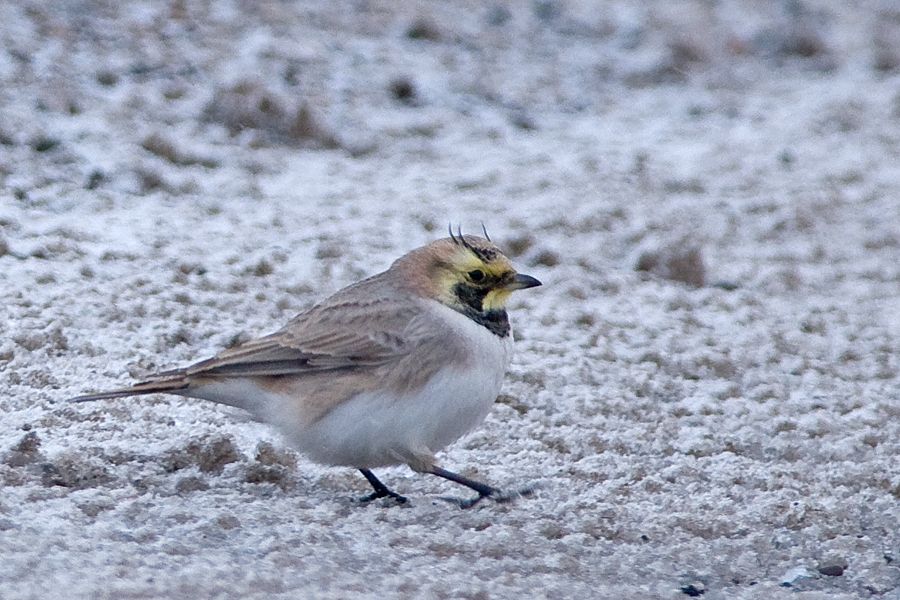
[1,1,899,598]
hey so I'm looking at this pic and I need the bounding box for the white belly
[186,302,514,470]
[293,364,502,469]
[291,306,513,469]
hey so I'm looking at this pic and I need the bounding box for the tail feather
[70,378,190,403]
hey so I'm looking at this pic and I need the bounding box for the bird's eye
[468,269,486,282]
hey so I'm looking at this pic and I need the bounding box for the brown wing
[166,292,426,379]
[72,294,439,403]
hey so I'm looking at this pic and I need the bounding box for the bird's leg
[357,469,407,504]
[429,465,535,509]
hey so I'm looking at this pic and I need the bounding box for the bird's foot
[357,489,408,505]
[357,468,408,505]
[439,484,538,509]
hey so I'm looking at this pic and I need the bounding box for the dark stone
[817,561,847,577]
[389,77,417,104]
[680,582,705,596]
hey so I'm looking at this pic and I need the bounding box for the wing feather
[173,293,424,380]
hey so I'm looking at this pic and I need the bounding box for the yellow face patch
[482,288,512,311]
[438,247,518,312]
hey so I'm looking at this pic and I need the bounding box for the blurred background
[1,2,898,599]
[1,0,898,289]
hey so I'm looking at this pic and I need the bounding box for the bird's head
[395,226,542,315]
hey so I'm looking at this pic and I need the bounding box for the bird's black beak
[507,273,542,290]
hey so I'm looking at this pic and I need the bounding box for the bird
[72,226,542,507]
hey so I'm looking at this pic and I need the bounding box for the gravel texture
[1,1,899,599]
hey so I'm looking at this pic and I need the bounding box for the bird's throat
[451,283,511,337]
[465,308,510,337]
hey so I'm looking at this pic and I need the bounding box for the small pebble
[817,559,847,577]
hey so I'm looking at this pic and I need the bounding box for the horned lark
[72,227,541,507]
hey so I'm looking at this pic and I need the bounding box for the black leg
[429,466,535,509]
[358,469,407,504]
